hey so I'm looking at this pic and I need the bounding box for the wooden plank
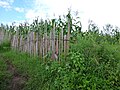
[64,35,67,56]
[67,18,70,53]
[55,30,58,60]
[61,28,63,54]
[51,21,56,60]
[36,33,38,56]
[44,33,47,56]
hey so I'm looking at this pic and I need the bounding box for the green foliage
[68,34,120,89]
[0,57,12,90]
[0,40,11,52]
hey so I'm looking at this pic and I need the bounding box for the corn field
[0,12,81,60]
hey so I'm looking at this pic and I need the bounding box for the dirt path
[5,59,27,90]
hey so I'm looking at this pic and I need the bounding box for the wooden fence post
[51,20,56,60]
[67,18,70,53]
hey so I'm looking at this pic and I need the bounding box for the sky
[0,0,120,30]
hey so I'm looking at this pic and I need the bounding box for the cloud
[25,0,70,20]
[24,0,120,30]
[0,0,25,13]
[34,0,71,16]
[8,0,14,4]
[25,9,48,20]
[0,0,14,4]
[25,0,88,21]
[14,7,24,13]
[0,0,14,9]
[25,10,35,19]
[0,1,11,8]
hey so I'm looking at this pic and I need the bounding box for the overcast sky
[0,0,120,30]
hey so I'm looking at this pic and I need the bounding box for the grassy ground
[0,56,12,90]
[0,41,57,90]
[0,50,54,90]
[1,47,120,90]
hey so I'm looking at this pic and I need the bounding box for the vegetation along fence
[0,12,81,60]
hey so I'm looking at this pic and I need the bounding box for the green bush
[45,33,120,90]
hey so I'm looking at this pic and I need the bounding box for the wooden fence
[0,20,71,60]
